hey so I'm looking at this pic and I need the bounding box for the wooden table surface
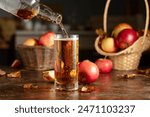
[0,66,150,100]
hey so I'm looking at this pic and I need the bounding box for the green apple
[23,38,37,46]
[101,37,118,53]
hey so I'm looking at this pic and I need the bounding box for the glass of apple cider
[54,34,79,91]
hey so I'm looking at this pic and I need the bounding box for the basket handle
[103,0,149,44]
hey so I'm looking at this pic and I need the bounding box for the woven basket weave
[17,45,54,70]
[95,0,150,70]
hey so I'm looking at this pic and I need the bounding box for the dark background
[42,0,145,23]
[0,0,150,66]
[0,0,147,30]
[41,0,147,31]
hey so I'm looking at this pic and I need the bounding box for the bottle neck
[36,3,62,24]
[0,0,62,24]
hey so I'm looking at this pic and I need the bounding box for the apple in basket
[23,38,37,46]
[79,60,99,83]
[22,31,55,47]
[95,58,113,73]
[101,37,118,53]
[38,32,55,47]
[115,28,138,50]
[111,23,133,38]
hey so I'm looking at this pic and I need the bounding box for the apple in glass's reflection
[83,74,112,100]
[96,73,112,92]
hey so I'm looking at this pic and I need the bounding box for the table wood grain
[0,66,150,100]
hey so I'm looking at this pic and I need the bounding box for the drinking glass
[54,34,79,91]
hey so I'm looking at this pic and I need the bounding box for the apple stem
[104,56,107,59]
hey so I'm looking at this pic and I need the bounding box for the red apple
[112,23,132,38]
[116,29,138,49]
[79,60,99,83]
[101,37,118,53]
[23,38,37,46]
[38,32,54,47]
[95,59,113,73]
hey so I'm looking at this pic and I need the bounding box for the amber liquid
[54,38,79,85]
[17,9,37,19]
[17,8,69,37]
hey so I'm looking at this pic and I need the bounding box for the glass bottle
[0,0,62,24]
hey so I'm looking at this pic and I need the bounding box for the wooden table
[0,66,150,100]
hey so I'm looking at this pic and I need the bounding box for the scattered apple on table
[95,58,113,74]
[79,60,99,83]
[78,58,113,84]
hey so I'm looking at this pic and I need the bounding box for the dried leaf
[0,69,6,76]
[79,85,95,93]
[6,71,21,78]
[121,73,149,79]
[23,83,38,89]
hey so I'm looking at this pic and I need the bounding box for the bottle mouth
[20,0,38,6]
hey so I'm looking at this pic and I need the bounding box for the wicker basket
[17,45,54,70]
[95,0,150,70]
